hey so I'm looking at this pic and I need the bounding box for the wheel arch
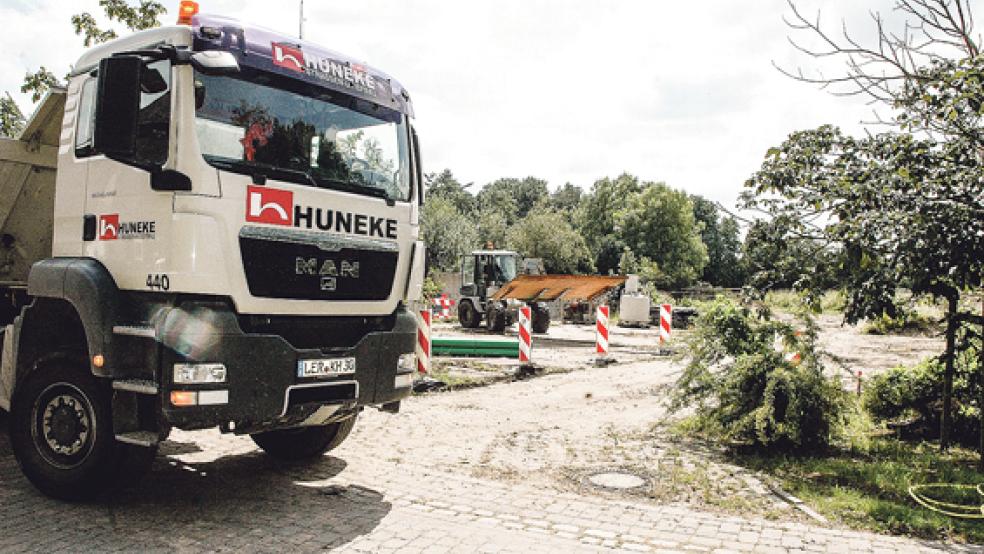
[24,258,119,379]
[14,298,91,389]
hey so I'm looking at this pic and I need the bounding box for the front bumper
[152,301,415,433]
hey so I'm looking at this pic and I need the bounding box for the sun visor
[190,14,413,117]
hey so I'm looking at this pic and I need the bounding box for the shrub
[673,298,847,451]
[863,332,981,445]
[862,310,937,335]
[421,270,443,302]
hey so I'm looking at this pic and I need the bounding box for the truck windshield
[193,68,410,202]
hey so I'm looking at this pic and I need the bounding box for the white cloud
[1,0,974,208]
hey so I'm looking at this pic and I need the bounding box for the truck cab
[0,6,425,499]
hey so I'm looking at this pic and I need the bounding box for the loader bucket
[490,274,627,303]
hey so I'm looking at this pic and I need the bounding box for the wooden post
[979,297,983,471]
[940,295,959,452]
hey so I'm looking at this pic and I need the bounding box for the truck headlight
[173,363,227,384]
[397,353,416,373]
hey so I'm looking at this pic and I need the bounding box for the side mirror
[190,51,239,75]
[94,55,142,157]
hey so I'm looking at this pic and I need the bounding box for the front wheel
[458,300,482,329]
[486,305,506,332]
[9,361,155,500]
[251,416,357,461]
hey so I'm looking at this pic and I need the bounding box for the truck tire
[486,305,506,332]
[532,307,550,334]
[251,416,357,461]
[458,300,481,329]
[9,360,156,500]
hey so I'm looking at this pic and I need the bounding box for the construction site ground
[0,315,971,553]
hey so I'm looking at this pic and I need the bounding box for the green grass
[763,289,846,314]
[735,439,984,543]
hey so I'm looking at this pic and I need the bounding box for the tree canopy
[506,206,594,274]
[1,0,166,138]
[615,183,708,289]
[691,195,745,287]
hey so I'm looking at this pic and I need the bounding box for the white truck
[0,5,425,499]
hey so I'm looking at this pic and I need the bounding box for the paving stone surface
[0,417,980,553]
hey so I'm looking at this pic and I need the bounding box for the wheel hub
[42,394,89,456]
[31,383,97,469]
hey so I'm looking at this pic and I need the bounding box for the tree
[763,0,984,452]
[420,197,478,272]
[506,207,594,274]
[3,0,166,131]
[741,219,839,294]
[691,195,745,287]
[425,169,475,214]
[575,173,641,274]
[477,177,548,224]
[0,93,25,138]
[742,125,984,449]
[616,182,708,289]
[780,0,977,113]
[475,185,519,228]
[550,182,583,220]
[475,209,508,251]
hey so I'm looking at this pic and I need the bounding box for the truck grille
[239,228,398,301]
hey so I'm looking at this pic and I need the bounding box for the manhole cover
[587,471,647,490]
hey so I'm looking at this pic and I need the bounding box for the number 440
[146,273,170,291]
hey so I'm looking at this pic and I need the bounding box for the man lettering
[295,257,316,275]
[319,259,338,276]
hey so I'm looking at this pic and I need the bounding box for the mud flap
[0,321,18,411]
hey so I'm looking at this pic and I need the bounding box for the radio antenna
[299,0,305,39]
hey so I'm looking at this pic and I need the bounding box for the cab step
[115,431,159,447]
[112,325,157,338]
[112,379,158,395]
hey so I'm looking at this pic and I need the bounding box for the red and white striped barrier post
[518,305,532,365]
[416,309,431,374]
[595,305,613,365]
[433,293,455,320]
[659,304,672,346]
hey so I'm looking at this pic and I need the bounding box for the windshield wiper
[316,177,394,205]
[207,158,319,188]
[206,157,395,204]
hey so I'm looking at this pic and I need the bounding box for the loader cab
[460,250,519,300]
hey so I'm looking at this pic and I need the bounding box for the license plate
[297,357,356,378]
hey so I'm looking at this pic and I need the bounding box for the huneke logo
[272,42,305,72]
[246,185,293,226]
[270,41,377,95]
[97,214,156,240]
[99,214,119,240]
[245,185,399,239]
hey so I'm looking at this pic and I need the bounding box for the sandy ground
[815,313,944,376]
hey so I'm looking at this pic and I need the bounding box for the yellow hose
[908,483,984,519]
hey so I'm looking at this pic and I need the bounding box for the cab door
[82,58,176,293]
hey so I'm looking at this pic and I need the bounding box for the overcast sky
[1,0,976,208]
